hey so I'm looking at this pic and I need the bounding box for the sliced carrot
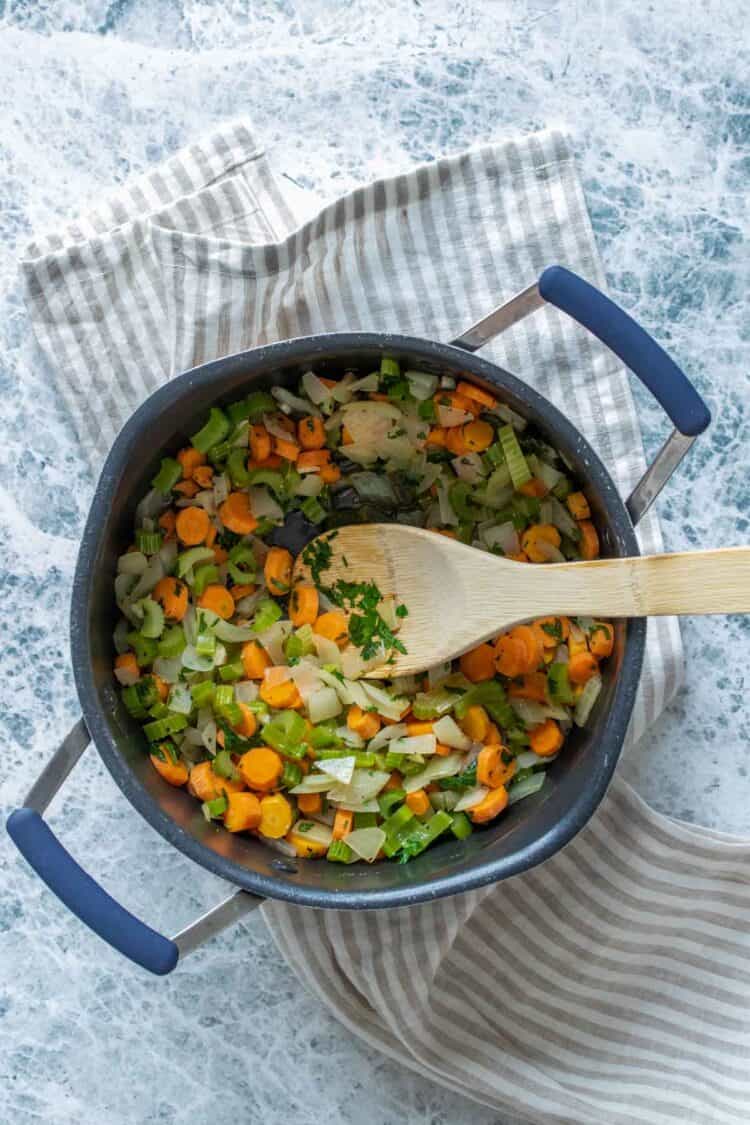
[219,492,258,535]
[589,621,614,660]
[568,651,599,685]
[175,505,210,546]
[320,464,341,484]
[247,454,283,471]
[534,616,571,647]
[297,792,322,816]
[297,449,331,473]
[115,652,139,679]
[567,491,591,521]
[264,546,293,597]
[405,789,430,816]
[529,718,564,757]
[578,520,600,560]
[485,721,502,744]
[192,464,214,490]
[568,622,589,658]
[213,546,228,565]
[332,808,354,840]
[433,389,478,417]
[297,415,326,450]
[477,746,517,789]
[258,793,293,839]
[434,528,457,539]
[188,761,244,802]
[314,611,349,648]
[259,678,304,709]
[384,771,403,790]
[158,510,176,539]
[445,427,470,455]
[224,791,262,833]
[241,640,272,679]
[150,749,188,787]
[521,523,561,563]
[318,376,338,388]
[494,634,527,679]
[470,785,509,823]
[510,624,544,673]
[426,426,448,446]
[234,702,258,739]
[153,577,188,621]
[508,671,548,703]
[459,704,490,742]
[461,420,494,452]
[455,380,497,410]
[177,446,206,479]
[197,584,235,620]
[459,643,496,683]
[174,479,200,498]
[405,720,434,736]
[274,436,300,462]
[434,742,452,756]
[230,583,257,600]
[368,392,391,402]
[239,747,283,792]
[347,704,381,741]
[204,523,217,549]
[518,477,548,498]
[506,551,529,563]
[249,423,272,463]
[152,674,169,702]
[287,825,328,858]
[341,425,354,445]
[289,584,319,627]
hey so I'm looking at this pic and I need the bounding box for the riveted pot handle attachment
[450,265,710,525]
[6,720,262,975]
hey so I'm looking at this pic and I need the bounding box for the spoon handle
[528,547,750,619]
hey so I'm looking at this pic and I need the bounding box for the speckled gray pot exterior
[72,334,645,909]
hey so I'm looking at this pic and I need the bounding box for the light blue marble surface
[1,4,748,1124]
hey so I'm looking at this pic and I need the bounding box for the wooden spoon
[293,523,750,677]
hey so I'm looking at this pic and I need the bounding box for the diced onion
[436,405,472,427]
[453,785,489,812]
[158,539,179,572]
[167,683,193,715]
[555,644,569,664]
[367,722,408,751]
[291,773,337,795]
[535,460,563,491]
[236,590,265,616]
[129,557,165,600]
[318,755,356,784]
[153,657,182,683]
[534,539,566,564]
[388,734,438,756]
[113,618,130,654]
[511,698,569,725]
[302,370,333,406]
[508,773,546,805]
[213,619,257,644]
[358,681,410,722]
[294,474,324,497]
[325,769,391,806]
[432,715,471,750]
[308,687,344,723]
[403,752,464,793]
[574,674,603,727]
[249,486,284,520]
[272,385,319,415]
[200,718,217,754]
[515,751,550,770]
[344,827,386,863]
[114,665,139,687]
[335,725,365,748]
[117,551,148,575]
[213,473,229,507]
[181,645,215,672]
[404,371,438,401]
[136,487,168,523]
[234,680,259,703]
[451,453,485,484]
[313,633,342,668]
[436,482,459,526]
[190,490,217,515]
[257,620,292,664]
[264,665,293,688]
[292,821,333,848]
[289,660,324,702]
[540,496,579,539]
[482,521,520,555]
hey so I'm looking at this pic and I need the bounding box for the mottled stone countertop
[1,4,748,1124]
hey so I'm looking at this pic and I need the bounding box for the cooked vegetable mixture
[113,360,613,864]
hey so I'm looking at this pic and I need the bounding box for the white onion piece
[212,473,229,507]
[308,687,343,724]
[340,400,402,446]
[113,618,131,654]
[403,752,464,793]
[367,722,408,752]
[294,474,325,497]
[335,725,365,749]
[325,770,391,806]
[574,674,603,727]
[318,755,356,784]
[136,487,168,523]
[318,669,369,710]
[181,604,197,645]
[427,662,452,690]
[272,385,319,415]
[117,551,148,576]
[340,646,386,681]
[436,405,473,427]
[262,412,294,440]
[181,645,215,673]
[432,715,471,750]
[249,485,284,520]
[158,539,179,572]
[313,633,343,668]
[404,371,438,401]
[187,490,216,516]
[358,681,410,721]
[388,734,438,756]
[167,683,193,715]
[482,522,519,555]
[534,539,566,564]
[291,821,333,848]
[515,751,550,770]
[492,402,527,431]
[535,459,563,491]
[182,727,204,748]
[291,773,337,795]
[257,620,292,664]
[344,827,386,863]
[236,590,265,616]
[451,453,485,484]
[289,660,324,702]
[511,698,569,725]
[234,680,259,703]
[555,644,569,664]
[336,442,378,465]
[129,557,166,600]
[540,495,578,538]
[348,372,380,394]
[153,657,182,683]
[264,665,293,688]
[200,718,217,755]
[330,373,355,403]
[454,785,489,812]
[262,837,298,857]
[436,482,459,526]
[114,665,139,687]
[302,370,333,406]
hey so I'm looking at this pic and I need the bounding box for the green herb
[454,680,515,729]
[322,577,407,661]
[541,620,563,643]
[395,604,409,618]
[301,530,338,585]
[439,762,477,791]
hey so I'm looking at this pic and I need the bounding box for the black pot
[7,267,710,974]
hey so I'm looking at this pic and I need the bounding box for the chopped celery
[384,749,405,771]
[499,423,532,489]
[300,496,326,524]
[411,687,462,720]
[192,564,219,597]
[308,723,342,749]
[262,709,307,755]
[380,356,400,377]
[252,598,283,632]
[151,457,182,494]
[448,480,475,521]
[417,399,436,421]
[176,546,215,579]
[190,680,215,708]
[281,761,304,789]
[547,662,574,705]
[219,660,244,683]
[158,625,186,659]
[121,684,147,718]
[395,810,452,861]
[454,681,514,728]
[137,598,165,639]
[327,840,354,863]
[191,407,230,454]
[126,631,158,667]
[213,685,234,711]
[354,812,378,829]
[450,812,473,839]
[212,749,238,780]
[195,631,216,659]
[202,795,228,821]
[246,468,286,498]
[135,529,162,555]
[226,391,276,425]
[226,448,250,487]
[382,803,415,839]
[377,789,405,817]
[143,713,188,741]
[148,702,170,720]
[227,543,256,586]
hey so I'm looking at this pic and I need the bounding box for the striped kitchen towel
[21,121,750,1125]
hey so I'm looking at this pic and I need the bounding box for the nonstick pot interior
[73,334,645,909]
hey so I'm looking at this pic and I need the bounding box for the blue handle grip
[538,266,711,437]
[7,807,178,976]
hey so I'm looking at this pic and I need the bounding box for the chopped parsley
[439,762,477,791]
[395,604,409,618]
[301,530,338,584]
[323,578,408,661]
[541,619,563,642]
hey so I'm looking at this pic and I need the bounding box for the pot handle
[450,265,711,524]
[6,720,262,975]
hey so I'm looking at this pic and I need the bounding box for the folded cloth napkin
[22,121,750,1125]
